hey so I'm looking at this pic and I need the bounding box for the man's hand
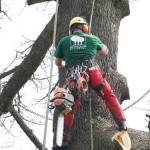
[97,45,109,55]
[55,58,65,68]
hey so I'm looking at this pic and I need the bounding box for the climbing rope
[123,89,150,111]
[89,0,95,34]
[89,88,94,150]
[42,0,59,150]
[88,0,95,149]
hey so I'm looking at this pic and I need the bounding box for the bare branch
[0,16,56,115]
[1,10,12,21]
[0,0,1,13]
[8,105,48,150]
[0,67,17,79]
[0,118,15,137]
[133,106,150,111]
[26,0,51,6]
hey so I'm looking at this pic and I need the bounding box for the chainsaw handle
[49,97,74,110]
[49,96,74,106]
[49,103,56,109]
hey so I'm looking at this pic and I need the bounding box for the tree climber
[53,16,127,149]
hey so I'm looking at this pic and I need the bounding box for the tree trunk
[52,0,149,150]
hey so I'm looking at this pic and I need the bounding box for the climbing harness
[42,0,59,150]
[66,64,89,95]
[66,56,98,95]
[65,55,97,69]
[92,80,105,95]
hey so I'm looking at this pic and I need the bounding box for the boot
[117,121,127,131]
[111,113,127,131]
[52,141,69,150]
[52,139,70,150]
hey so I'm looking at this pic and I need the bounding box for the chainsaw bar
[56,113,64,147]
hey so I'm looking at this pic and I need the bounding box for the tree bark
[0,67,17,79]
[51,0,150,150]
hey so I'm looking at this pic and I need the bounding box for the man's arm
[97,45,109,55]
[55,58,65,68]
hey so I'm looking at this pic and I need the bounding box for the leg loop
[92,80,105,94]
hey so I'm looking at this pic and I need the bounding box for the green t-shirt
[54,32,104,65]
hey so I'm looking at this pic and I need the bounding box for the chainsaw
[49,87,74,147]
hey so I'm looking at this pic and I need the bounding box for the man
[53,17,127,149]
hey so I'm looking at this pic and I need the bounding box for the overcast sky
[0,0,150,149]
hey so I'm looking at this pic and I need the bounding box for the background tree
[0,0,150,150]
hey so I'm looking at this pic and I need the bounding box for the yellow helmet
[69,17,87,27]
